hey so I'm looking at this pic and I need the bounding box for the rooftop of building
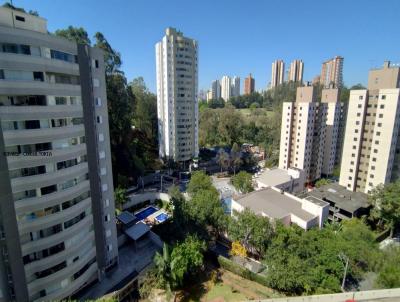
[234,187,318,222]
[256,168,295,187]
[306,182,370,213]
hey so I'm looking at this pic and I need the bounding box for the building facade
[339,61,400,193]
[220,75,231,101]
[211,79,221,100]
[231,76,240,97]
[288,59,304,83]
[279,85,341,182]
[0,7,118,302]
[320,56,344,88]
[271,60,285,88]
[244,73,255,94]
[156,28,199,162]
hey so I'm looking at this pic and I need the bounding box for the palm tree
[216,148,230,173]
[154,244,172,292]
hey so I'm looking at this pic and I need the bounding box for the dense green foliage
[229,208,273,257]
[264,220,379,295]
[151,236,206,292]
[376,246,400,288]
[231,171,254,193]
[315,178,330,188]
[114,186,127,209]
[187,171,214,196]
[369,180,400,236]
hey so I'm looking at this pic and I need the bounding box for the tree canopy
[231,171,254,193]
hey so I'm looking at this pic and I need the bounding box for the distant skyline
[12,0,400,93]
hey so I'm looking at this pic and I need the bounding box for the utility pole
[339,253,349,292]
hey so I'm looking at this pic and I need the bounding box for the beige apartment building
[339,61,400,193]
[320,56,344,88]
[288,60,304,83]
[279,85,341,183]
[271,60,284,88]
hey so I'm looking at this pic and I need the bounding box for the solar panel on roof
[117,211,137,225]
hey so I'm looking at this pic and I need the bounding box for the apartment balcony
[14,179,90,215]
[0,104,83,121]
[33,261,98,302]
[11,162,88,192]
[3,124,85,146]
[0,51,79,76]
[18,197,91,234]
[21,214,93,256]
[24,230,94,277]
[27,247,96,298]
[0,80,81,98]
[7,144,86,170]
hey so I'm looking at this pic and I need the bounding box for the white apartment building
[156,28,199,162]
[339,61,400,193]
[220,75,231,101]
[231,76,240,97]
[288,59,304,83]
[279,85,341,183]
[271,60,285,88]
[0,7,117,301]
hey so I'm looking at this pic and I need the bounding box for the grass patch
[205,283,246,301]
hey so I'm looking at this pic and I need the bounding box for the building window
[381,95,386,100]
[93,78,100,87]
[15,15,25,22]
[99,151,105,159]
[95,97,102,106]
[105,199,110,207]
[99,133,104,142]
[102,184,108,192]
[105,214,110,222]
[100,167,106,175]
[95,60,99,68]
[359,96,363,100]
[97,116,103,124]
[358,104,362,108]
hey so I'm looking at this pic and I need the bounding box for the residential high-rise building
[271,60,285,88]
[320,56,344,88]
[220,76,231,101]
[156,27,199,162]
[288,60,304,83]
[339,61,400,193]
[279,85,341,182]
[244,73,255,94]
[206,90,213,102]
[211,79,221,100]
[0,7,118,302]
[231,76,240,97]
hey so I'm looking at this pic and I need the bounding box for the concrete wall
[123,192,170,210]
[259,287,400,302]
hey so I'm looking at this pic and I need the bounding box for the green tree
[231,171,254,193]
[168,185,187,229]
[231,142,242,175]
[189,187,226,232]
[186,171,213,196]
[315,178,330,188]
[170,235,206,287]
[376,246,400,288]
[55,26,91,45]
[216,148,230,172]
[369,181,400,236]
[114,186,127,209]
[229,208,274,257]
[154,244,173,291]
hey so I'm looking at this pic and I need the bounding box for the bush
[217,256,269,287]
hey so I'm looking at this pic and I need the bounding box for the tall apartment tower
[279,85,341,182]
[288,60,304,83]
[244,73,255,95]
[220,76,231,101]
[156,28,199,162]
[231,76,240,97]
[320,56,344,88]
[271,60,285,88]
[211,79,221,100]
[0,7,118,302]
[339,61,400,193]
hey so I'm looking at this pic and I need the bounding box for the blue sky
[11,0,400,93]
